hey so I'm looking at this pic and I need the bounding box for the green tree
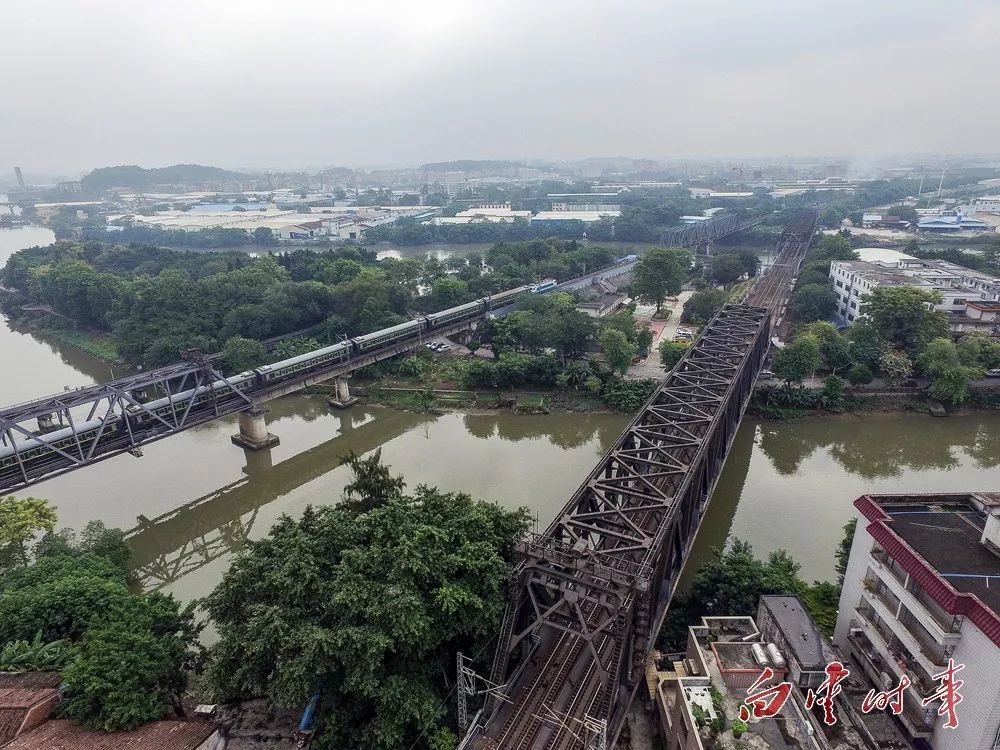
[252,227,275,246]
[61,618,189,731]
[799,321,849,373]
[636,326,654,356]
[0,496,57,569]
[865,287,949,354]
[599,328,636,375]
[846,321,884,369]
[834,519,857,587]
[878,349,912,386]
[820,376,845,408]
[788,283,836,323]
[682,288,727,324]
[708,254,745,285]
[772,335,822,384]
[659,340,688,370]
[919,337,984,405]
[221,335,267,373]
[203,457,531,750]
[339,448,405,515]
[632,247,690,313]
[847,363,874,385]
[811,234,857,262]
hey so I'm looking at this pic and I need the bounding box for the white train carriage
[0,417,119,471]
[424,300,486,329]
[350,319,424,352]
[254,340,353,383]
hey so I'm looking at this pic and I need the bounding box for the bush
[601,377,658,411]
[847,363,873,385]
[731,718,748,738]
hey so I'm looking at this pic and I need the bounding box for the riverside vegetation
[0,451,530,750]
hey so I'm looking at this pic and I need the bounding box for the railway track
[468,217,816,750]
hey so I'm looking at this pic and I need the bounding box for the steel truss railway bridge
[458,210,817,750]
[0,210,764,495]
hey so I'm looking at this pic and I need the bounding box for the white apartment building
[834,493,1000,750]
[973,196,1000,214]
[829,249,1000,326]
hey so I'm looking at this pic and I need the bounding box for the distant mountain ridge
[81,164,245,191]
[418,159,526,172]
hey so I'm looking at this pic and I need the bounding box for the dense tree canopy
[0,519,198,731]
[632,247,691,312]
[2,238,614,368]
[204,456,530,750]
[864,287,949,355]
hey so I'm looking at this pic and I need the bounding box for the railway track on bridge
[462,211,816,750]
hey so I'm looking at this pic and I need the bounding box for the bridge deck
[464,210,816,750]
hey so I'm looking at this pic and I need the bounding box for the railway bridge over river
[0,209,815,748]
[459,210,817,750]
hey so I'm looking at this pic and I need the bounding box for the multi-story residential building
[829,250,1000,327]
[834,492,1000,750]
[757,596,828,691]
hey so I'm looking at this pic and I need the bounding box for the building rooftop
[856,492,1000,647]
[834,260,930,287]
[3,719,216,750]
[854,247,916,264]
[759,595,825,670]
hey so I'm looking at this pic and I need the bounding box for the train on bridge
[0,280,558,483]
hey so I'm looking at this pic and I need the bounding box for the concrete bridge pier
[328,375,358,409]
[231,405,279,450]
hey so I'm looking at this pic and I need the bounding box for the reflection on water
[690,413,1000,586]
[1,226,117,401]
[3,223,998,608]
[64,404,620,601]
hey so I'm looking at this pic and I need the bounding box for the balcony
[870,548,908,587]
[854,601,938,697]
[906,579,962,635]
[868,560,962,643]
[848,631,937,739]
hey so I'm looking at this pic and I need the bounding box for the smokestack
[13,166,25,190]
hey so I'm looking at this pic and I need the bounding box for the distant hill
[81,164,246,192]
[419,160,525,173]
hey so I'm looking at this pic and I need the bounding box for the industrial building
[917,214,993,232]
[829,249,1000,327]
[834,492,1000,750]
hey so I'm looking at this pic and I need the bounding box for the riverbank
[0,290,120,362]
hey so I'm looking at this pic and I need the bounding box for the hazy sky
[3,0,998,175]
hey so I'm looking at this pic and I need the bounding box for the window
[848,313,855,321]
[836,280,844,288]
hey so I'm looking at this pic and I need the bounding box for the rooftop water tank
[767,643,786,669]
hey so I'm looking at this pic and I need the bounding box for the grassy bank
[748,385,1000,420]
[0,293,120,362]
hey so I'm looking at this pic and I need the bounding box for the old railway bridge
[0,209,816,749]
[458,210,817,750]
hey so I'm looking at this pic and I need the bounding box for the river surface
[2,226,999,606]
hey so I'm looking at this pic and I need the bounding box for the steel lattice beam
[468,212,818,750]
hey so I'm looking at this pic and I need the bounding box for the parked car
[987,369,1000,378]
[759,370,775,379]
[438,344,452,352]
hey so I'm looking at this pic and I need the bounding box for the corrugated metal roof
[4,719,216,750]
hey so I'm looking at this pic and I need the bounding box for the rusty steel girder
[476,303,770,749]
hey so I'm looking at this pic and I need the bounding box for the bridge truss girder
[0,355,254,492]
[479,303,770,747]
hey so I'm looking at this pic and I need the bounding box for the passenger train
[0,283,545,475]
